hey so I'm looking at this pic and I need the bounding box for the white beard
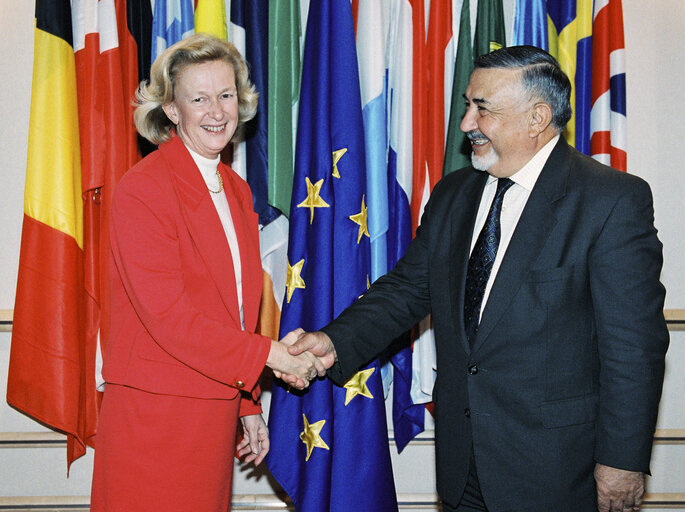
[471,145,499,171]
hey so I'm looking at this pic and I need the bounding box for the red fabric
[103,136,271,401]
[425,0,452,192]
[7,216,86,457]
[71,0,143,466]
[409,0,427,233]
[90,384,241,512]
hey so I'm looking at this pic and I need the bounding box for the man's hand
[595,463,645,512]
[287,331,337,369]
[266,329,324,389]
[237,414,269,466]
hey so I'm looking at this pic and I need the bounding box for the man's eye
[221,93,235,99]
[192,97,203,103]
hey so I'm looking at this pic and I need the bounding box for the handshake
[266,328,337,389]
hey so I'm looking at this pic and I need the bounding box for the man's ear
[161,102,178,125]
[529,102,553,137]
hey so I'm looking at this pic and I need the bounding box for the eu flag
[266,1,398,510]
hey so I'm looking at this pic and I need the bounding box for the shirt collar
[486,134,560,191]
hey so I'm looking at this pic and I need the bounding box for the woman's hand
[266,329,326,389]
[237,414,269,466]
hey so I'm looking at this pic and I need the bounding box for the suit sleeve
[110,170,271,394]
[239,389,262,417]
[323,186,439,384]
[589,177,669,473]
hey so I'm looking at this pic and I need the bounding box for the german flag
[7,0,88,469]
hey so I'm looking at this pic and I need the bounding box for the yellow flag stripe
[547,0,592,148]
[25,25,83,249]
[194,0,228,40]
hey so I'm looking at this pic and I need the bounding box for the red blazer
[104,135,270,415]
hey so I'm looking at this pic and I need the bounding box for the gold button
[236,380,245,388]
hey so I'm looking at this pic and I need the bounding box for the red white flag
[590,0,627,172]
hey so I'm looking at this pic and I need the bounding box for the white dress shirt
[469,135,560,320]
[187,146,245,329]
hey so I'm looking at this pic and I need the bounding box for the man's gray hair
[474,45,572,131]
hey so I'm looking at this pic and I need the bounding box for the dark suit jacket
[323,138,668,511]
[104,135,270,415]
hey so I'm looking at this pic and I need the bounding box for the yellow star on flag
[343,367,375,406]
[285,258,305,303]
[332,147,348,178]
[349,195,370,244]
[300,413,329,461]
[297,177,330,224]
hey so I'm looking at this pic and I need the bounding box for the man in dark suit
[286,46,669,512]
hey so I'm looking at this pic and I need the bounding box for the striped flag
[151,0,194,61]
[72,0,141,452]
[266,1,397,510]
[408,0,427,233]
[230,0,280,227]
[426,0,452,195]
[356,0,389,288]
[230,0,290,342]
[257,0,303,341]
[7,0,88,468]
[590,0,627,172]
[547,0,593,153]
[384,0,428,451]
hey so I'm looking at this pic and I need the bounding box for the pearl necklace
[207,169,224,194]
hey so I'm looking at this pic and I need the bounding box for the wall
[1,0,684,510]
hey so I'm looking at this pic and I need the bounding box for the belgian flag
[7,0,88,469]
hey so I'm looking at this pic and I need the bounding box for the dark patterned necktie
[464,178,514,346]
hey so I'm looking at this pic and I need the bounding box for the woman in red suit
[90,34,320,511]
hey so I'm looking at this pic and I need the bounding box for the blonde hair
[133,33,258,145]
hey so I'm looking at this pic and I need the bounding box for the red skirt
[90,384,241,512]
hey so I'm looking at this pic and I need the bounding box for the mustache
[466,131,489,142]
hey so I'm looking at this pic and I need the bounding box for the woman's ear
[161,102,178,125]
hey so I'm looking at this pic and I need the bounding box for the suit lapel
[161,137,243,328]
[471,139,571,353]
[448,171,489,354]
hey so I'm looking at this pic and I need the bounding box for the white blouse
[186,146,244,329]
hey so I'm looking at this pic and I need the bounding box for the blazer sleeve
[109,168,271,394]
[323,184,439,384]
[589,176,669,473]
[239,390,262,417]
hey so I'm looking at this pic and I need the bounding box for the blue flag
[230,0,281,225]
[266,1,398,510]
[150,0,194,62]
[513,0,548,49]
